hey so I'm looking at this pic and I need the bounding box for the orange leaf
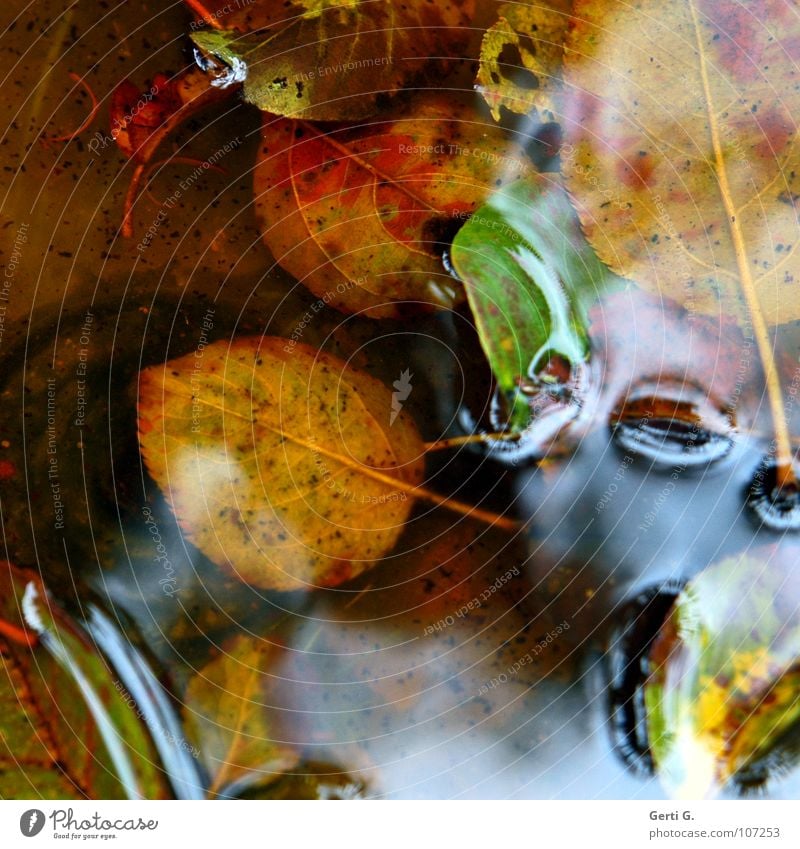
[254,93,530,317]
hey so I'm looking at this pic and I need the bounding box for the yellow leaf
[561,0,800,481]
[183,637,300,798]
[476,2,572,121]
[138,338,425,591]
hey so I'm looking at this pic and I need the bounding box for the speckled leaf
[137,338,425,591]
[561,0,800,328]
[476,1,572,121]
[182,636,300,798]
[644,548,800,799]
[0,562,171,799]
[253,93,524,318]
[451,175,620,430]
[191,0,475,121]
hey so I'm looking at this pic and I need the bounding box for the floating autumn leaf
[644,547,800,799]
[451,174,623,431]
[190,0,476,121]
[476,0,572,121]
[0,562,171,799]
[560,0,800,487]
[254,93,525,317]
[138,338,429,592]
[182,636,300,798]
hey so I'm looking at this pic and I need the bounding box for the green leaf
[644,549,800,799]
[450,175,620,431]
[0,562,172,799]
[190,0,476,121]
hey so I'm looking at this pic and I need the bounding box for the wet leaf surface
[4,0,800,803]
[191,0,476,120]
[174,514,588,798]
[562,0,800,328]
[182,635,300,798]
[0,562,171,799]
[644,546,800,798]
[253,93,524,317]
[451,174,622,430]
[138,337,426,591]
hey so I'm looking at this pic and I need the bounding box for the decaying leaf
[0,562,171,799]
[190,0,476,120]
[138,338,426,591]
[561,0,800,327]
[254,93,525,317]
[555,0,800,493]
[182,636,300,798]
[476,0,572,121]
[644,547,800,799]
[451,174,621,430]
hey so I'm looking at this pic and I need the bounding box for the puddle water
[2,0,799,800]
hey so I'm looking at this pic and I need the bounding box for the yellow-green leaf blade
[138,338,425,592]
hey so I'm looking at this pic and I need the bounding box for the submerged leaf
[451,175,620,430]
[191,0,476,121]
[183,637,300,798]
[476,1,572,121]
[138,338,426,591]
[254,94,525,317]
[562,0,800,326]
[187,516,580,797]
[0,563,171,799]
[559,0,800,492]
[644,548,800,799]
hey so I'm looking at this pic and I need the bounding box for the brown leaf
[558,0,800,487]
[254,93,527,317]
[562,0,800,327]
[111,69,216,162]
[476,1,572,121]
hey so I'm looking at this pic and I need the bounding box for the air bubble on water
[746,458,800,532]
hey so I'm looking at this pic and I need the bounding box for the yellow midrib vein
[689,0,795,487]
[207,660,259,797]
[155,379,520,531]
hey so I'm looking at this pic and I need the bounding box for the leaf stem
[287,430,521,531]
[689,0,796,490]
[120,77,233,238]
[184,0,223,30]
[424,432,521,452]
[183,388,521,531]
[47,72,100,143]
